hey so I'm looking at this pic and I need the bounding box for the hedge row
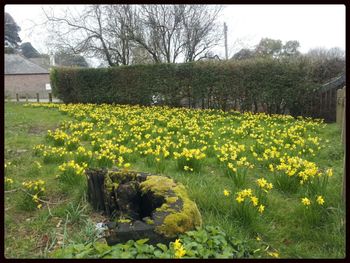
[50,58,318,115]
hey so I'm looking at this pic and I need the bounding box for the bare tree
[44,5,134,66]
[104,5,134,65]
[127,5,223,63]
[181,5,223,62]
[127,5,185,63]
[43,4,223,65]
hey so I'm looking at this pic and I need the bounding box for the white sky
[5,4,346,65]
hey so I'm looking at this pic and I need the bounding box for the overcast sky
[5,4,346,66]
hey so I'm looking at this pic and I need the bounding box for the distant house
[5,54,51,99]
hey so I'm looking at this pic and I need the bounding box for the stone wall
[5,74,51,99]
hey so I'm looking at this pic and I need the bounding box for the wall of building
[5,74,51,99]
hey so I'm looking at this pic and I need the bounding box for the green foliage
[55,50,89,67]
[5,12,21,47]
[20,42,41,58]
[180,226,256,258]
[50,58,317,115]
[50,225,258,259]
[65,202,88,225]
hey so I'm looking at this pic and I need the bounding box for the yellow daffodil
[316,195,325,205]
[236,195,244,203]
[301,197,311,206]
[258,204,265,213]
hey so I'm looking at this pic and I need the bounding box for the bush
[51,58,318,115]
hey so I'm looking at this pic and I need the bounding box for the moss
[140,175,202,238]
[117,218,131,223]
[104,173,114,192]
[166,196,178,204]
[145,218,154,225]
[104,170,138,191]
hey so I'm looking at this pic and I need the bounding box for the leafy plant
[50,225,259,259]
[65,202,88,225]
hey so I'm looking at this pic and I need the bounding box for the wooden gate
[309,74,345,123]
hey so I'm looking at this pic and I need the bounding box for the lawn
[4,102,345,258]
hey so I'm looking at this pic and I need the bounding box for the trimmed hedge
[50,58,318,115]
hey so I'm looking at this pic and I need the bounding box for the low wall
[5,74,51,99]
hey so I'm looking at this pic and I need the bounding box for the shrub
[50,58,317,115]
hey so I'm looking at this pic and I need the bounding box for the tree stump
[85,168,202,245]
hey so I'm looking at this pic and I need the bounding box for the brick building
[5,54,51,99]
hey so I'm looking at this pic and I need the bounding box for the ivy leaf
[120,251,132,258]
[93,242,111,255]
[136,238,149,245]
[75,248,93,258]
[156,243,168,252]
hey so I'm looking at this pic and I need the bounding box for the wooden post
[36,93,39,102]
[16,93,19,102]
[49,93,52,102]
[26,95,28,102]
[342,87,346,202]
[336,89,343,126]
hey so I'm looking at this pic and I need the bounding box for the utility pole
[224,22,228,60]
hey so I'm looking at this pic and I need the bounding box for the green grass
[4,102,93,258]
[4,102,345,258]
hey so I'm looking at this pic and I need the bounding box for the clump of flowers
[21,179,46,210]
[5,177,14,190]
[96,149,116,168]
[255,177,273,204]
[174,147,206,172]
[224,188,266,224]
[74,146,93,164]
[35,145,67,163]
[46,129,69,146]
[301,195,325,207]
[300,195,326,225]
[273,156,322,193]
[57,160,88,185]
[65,136,80,151]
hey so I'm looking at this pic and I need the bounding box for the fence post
[26,95,28,102]
[49,93,52,103]
[36,93,40,102]
[16,93,19,102]
[341,87,346,201]
[336,88,344,126]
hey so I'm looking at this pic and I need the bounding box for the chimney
[50,53,56,67]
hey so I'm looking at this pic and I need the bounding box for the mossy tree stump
[86,168,202,245]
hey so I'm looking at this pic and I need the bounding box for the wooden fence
[13,92,53,102]
[305,74,345,123]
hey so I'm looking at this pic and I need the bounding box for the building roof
[28,57,50,70]
[5,54,49,74]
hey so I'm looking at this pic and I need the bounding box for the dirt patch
[28,124,61,135]
[28,125,50,135]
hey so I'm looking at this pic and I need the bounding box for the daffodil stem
[5,188,20,193]
[19,188,69,205]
